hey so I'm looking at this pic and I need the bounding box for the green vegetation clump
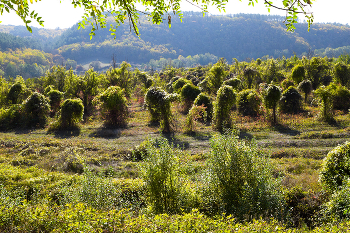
[193,93,213,122]
[279,86,302,114]
[237,89,261,116]
[213,85,236,132]
[52,98,84,130]
[47,89,64,116]
[264,84,281,124]
[203,132,284,220]
[223,77,241,91]
[7,81,26,105]
[298,79,312,103]
[93,86,128,127]
[180,83,201,113]
[23,92,50,128]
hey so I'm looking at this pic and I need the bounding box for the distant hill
[2,13,350,65]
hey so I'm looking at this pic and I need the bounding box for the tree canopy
[0,0,313,36]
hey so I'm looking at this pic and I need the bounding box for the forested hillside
[51,13,350,64]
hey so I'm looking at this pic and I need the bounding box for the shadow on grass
[273,123,300,136]
[184,131,212,141]
[238,131,254,140]
[89,127,123,139]
[49,127,81,138]
[162,133,190,149]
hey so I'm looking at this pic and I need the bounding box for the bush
[223,77,241,90]
[184,105,207,133]
[281,78,295,91]
[7,82,26,104]
[298,79,312,103]
[140,138,182,214]
[291,65,305,84]
[93,86,128,127]
[322,180,350,220]
[213,85,236,131]
[172,78,190,93]
[264,84,281,123]
[56,99,84,129]
[333,84,350,111]
[23,92,50,128]
[180,83,201,113]
[47,89,64,116]
[193,93,213,122]
[320,141,350,192]
[145,87,178,133]
[279,86,303,114]
[204,132,284,220]
[334,62,350,87]
[237,89,261,116]
[313,84,336,122]
[0,104,23,130]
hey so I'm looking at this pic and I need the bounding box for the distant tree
[264,84,281,124]
[291,65,305,84]
[298,79,312,103]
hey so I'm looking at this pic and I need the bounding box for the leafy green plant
[332,84,350,111]
[140,138,182,214]
[237,89,261,116]
[0,104,23,130]
[23,92,50,128]
[334,62,349,87]
[223,77,241,90]
[298,79,312,103]
[320,141,350,192]
[204,132,284,220]
[193,93,213,122]
[213,85,236,132]
[180,83,201,113]
[47,89,64,116]
[53,98,84,129]
[172,77,190,93]
[207,60,227,93]
[93,86,128,127]
[264,84,281,124]
[185,104,207,133]
[7,81,26,105]
[291,64,305,84]
[314,84,336,122]
[279,86,303,114]
[144,87,178,133]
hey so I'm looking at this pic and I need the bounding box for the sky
[0,0,349,29]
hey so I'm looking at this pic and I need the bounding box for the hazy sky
[0,0,349,29]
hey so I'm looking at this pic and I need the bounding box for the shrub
[140,138,182,214]
[7,82,26,104]
[264,84,281,124]
[281,78,295,91]
[320,141,350,193]
[213,85,236,132]
[56,99,84,129]
[237,89,261,116]
[204,132,284,220]
[23,92,50,128]
[145,87,178,133]
[322,180,350,220]
[298,79,312,103]
[333,84,350,111]
[180,83,201,113]
[172,78,190,93]
[47,89,64,115]
[313,84,336,122]
[223,77,241,90]
[291,65,305,84]
[334,62,350,87]
[193,93,213,122]
[279,86,302,114]
[93,86,128,127]
[185,105,207,133]
[0,104,23,130]
[207,61,227,93]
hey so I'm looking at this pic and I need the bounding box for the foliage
[23,92,50,128]
[180,83,201,113]
[332,84,350,111]
[185,104,207,133]
[298,79,312,103]
[193,93,213,122]
[140,138,182,214]
[105,62,132,96]
[7,81,26,105]
[334,62,350,87]
[320,141,350,193]
[204,132,284,220]
[237,89,261,116]
[144,87,178,133]
[93,86,128,127]
[172,77,190,93]
[223,77,241,91]
[54,98,84,129]
[47,89,64,115]
[291,65,305,84]
[0,104,23,130]
[313,83,336,122]
[213,85,236,132]
[264,84,281,123]
[279,86,303,114]
[281,78,295,91]
[207,60,227,94]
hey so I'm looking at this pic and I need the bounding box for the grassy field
[1,100,350,231]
